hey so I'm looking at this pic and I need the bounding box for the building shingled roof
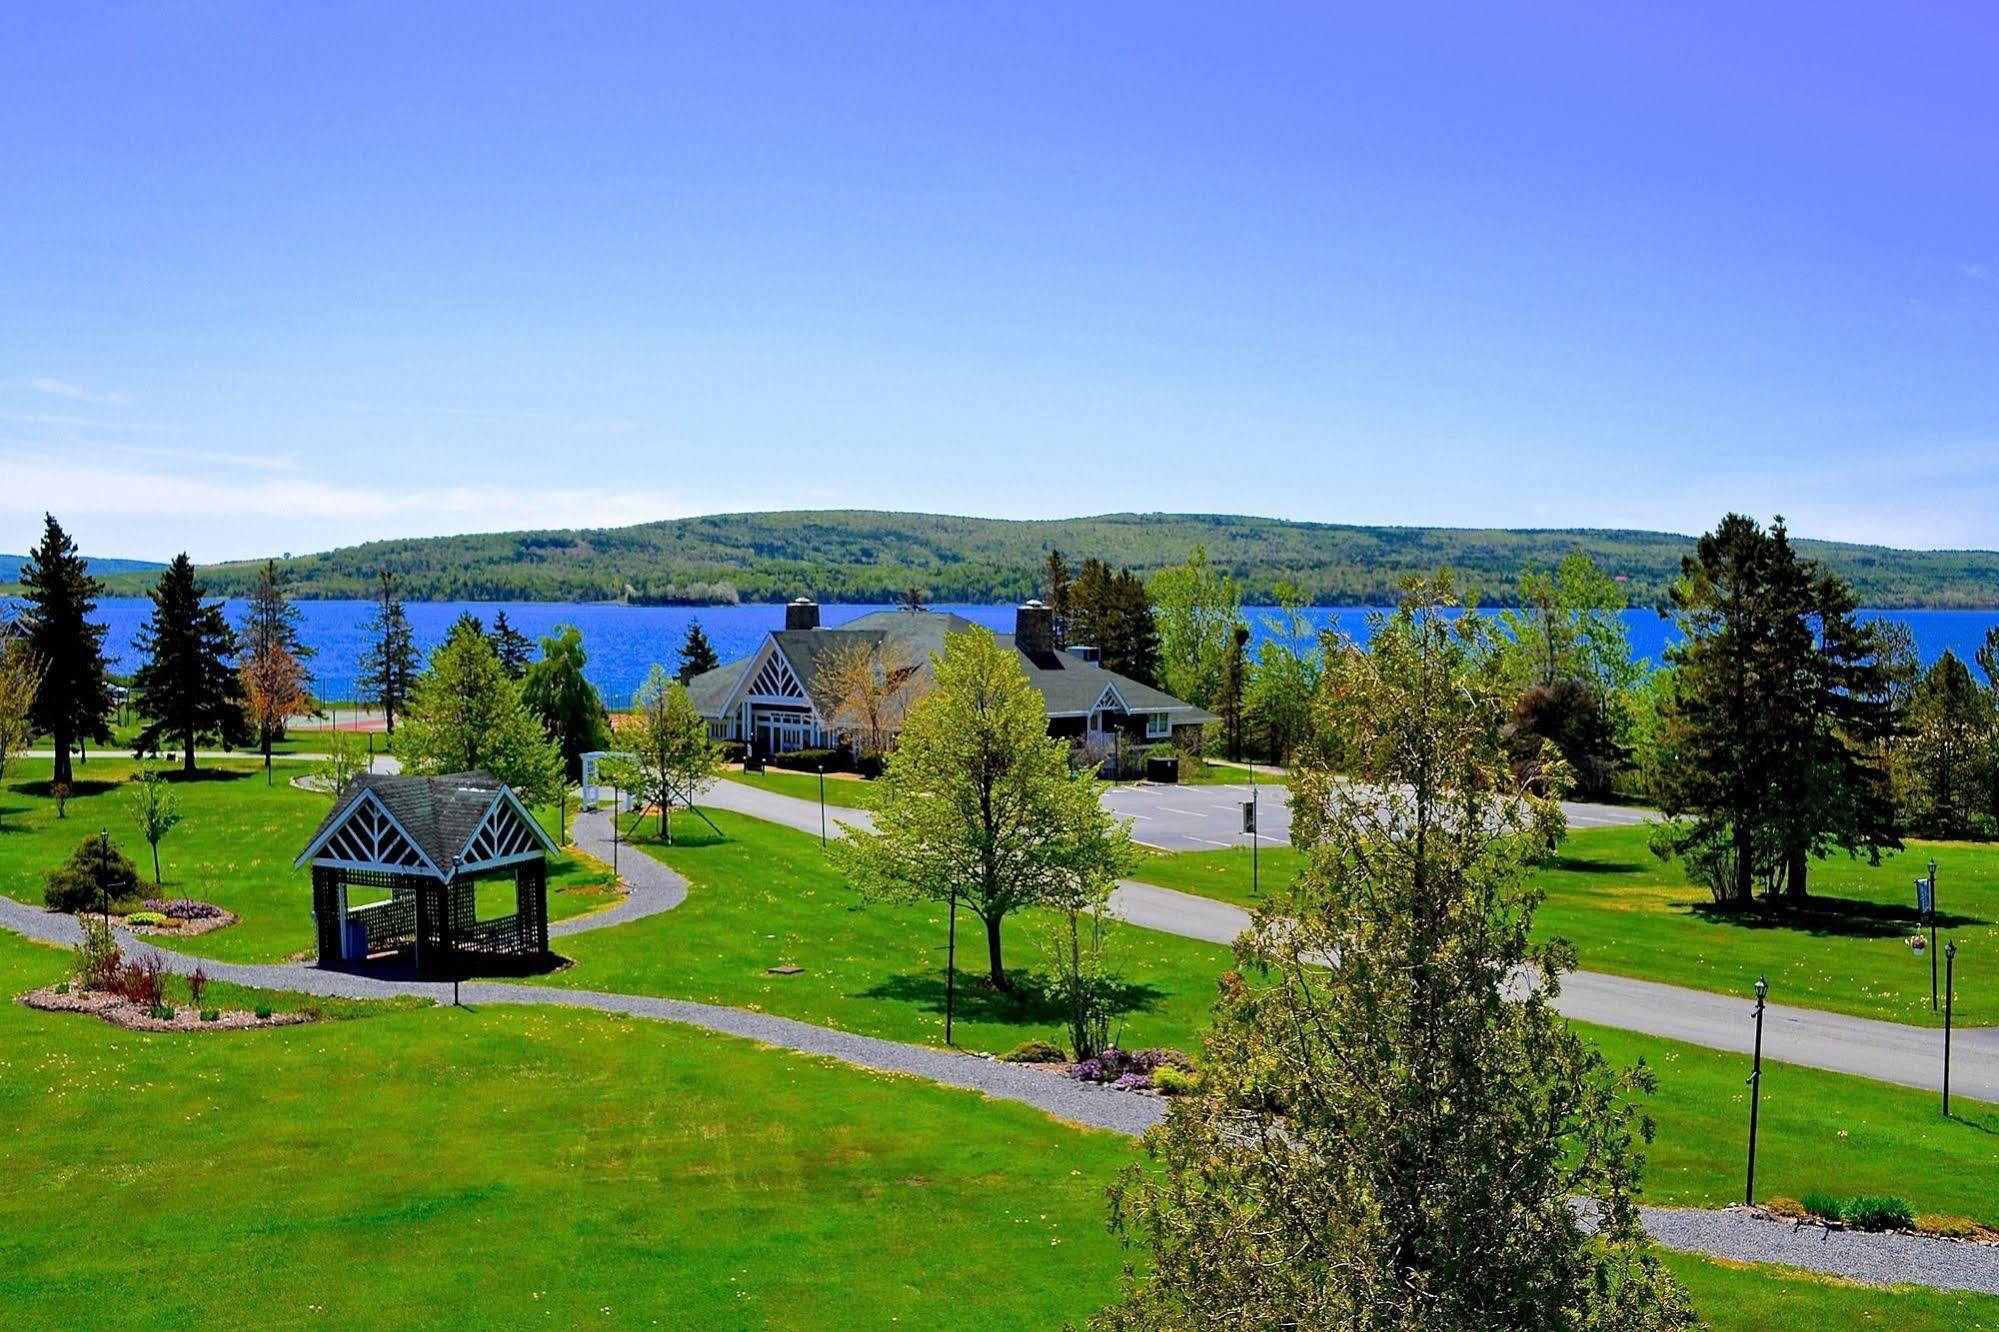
[686,608,1218,728]
[297,772,551,875]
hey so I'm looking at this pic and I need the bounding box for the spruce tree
[20,514,113,787]
[490,610,533,679]
[1040,549,1073,646]
[131,555,249,775]
[358,572,418,735]
[676,617,721,683]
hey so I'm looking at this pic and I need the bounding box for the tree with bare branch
[819,638,919,760]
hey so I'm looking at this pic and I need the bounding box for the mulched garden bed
[107,908,239,939]
[20,986,313,1033]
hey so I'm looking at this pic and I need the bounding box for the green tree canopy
[131,554,250,775]
[1096,581,1690,1330]
[358,572,418,735]
[835,626,1132,990]
[622,664,721,840]
[1070,558,1159,686]
[20,513,113,786]
[398,630,562,805]
[1148,545,1243,710]
[523,625,611,779]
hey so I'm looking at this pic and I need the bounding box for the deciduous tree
[1096,581,1690,1331]
[19,514,113,787]
[129,767,183,886]
[835,627,1132,990]
[0,641,46,804]
[819,637,918,761]
[238,561,314,782]
[399,631,562,804]
[131,555,249,775]
[623,665,721,841]
[1149,545,1242,710]
[522,624,610,778]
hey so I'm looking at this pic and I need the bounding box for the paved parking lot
[1102,782,1651,851]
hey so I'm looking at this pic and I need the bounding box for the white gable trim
[456,788,559,870]
[747,645,809,702]
[294,788,445,877]
[1091,682,1128,715]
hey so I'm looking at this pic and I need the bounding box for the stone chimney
[1015,599,1056,657]
[785,597,820,632]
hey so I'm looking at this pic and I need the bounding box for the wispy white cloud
[1963,262,1994,283]
[2,413,184,434]
[28,377,126,405]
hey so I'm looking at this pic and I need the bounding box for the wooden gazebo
[295,773,556,975]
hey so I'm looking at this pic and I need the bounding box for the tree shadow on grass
[1690,896,1985,939]
[17,778,120,800]
[1543,855,1646,876]
[858,968,1169,1031]
[160,767,255,784]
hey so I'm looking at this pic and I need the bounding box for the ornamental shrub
[110,954,166,1009]
[43,833,142,913]
[147,1004,175,1022]
[145,897,223,921]
[1110,1072,1152,1092]
[254,1006,273,1020]
[1844,1196,1915,1232]
[200,1009,220,1024]
[124,911,169,927]
[1800,1191,1844,1222]
[72,917,122,991]
[1151,1064,1203,1096]
[1000,1039,1068,1064]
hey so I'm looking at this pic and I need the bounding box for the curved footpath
[4,817,1996,1291]
[703,779,1999,1105]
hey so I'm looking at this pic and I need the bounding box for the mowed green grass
[0,928,1989,1329]
[1583,1022,1999,1226]
[0,930,1136,1328]
[541,809,1234,1056]
[1133,825,1997,1026]
[0,758,620,962]
[720,766,875,809]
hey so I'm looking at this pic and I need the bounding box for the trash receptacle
[344,918,369,961]
[1145,754,1180,784]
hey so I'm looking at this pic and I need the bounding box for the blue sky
[4,2,1997,562]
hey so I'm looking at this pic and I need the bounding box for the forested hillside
[74,511,1999,607]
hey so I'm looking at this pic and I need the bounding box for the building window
[1145,712,1171,739]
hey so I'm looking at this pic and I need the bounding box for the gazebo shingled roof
[295,772,555,878]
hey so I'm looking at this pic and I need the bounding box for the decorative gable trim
[1091,682,1128,715]
[458,788,559,871]
[296,789,443,876]
[748,646,808,701]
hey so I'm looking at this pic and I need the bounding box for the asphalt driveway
[1101,782,1652,851]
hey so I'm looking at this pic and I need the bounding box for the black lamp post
[1943,939,1957,1116]
[818,763,827,847]
[1248,759,1260,898]
[98,826,111,928]
[450,853,462,1008]
[610,777,620,879]
[1745,975,1768,1207]
[1929,859,1940,1011]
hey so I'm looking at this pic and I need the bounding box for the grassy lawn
[0,758,620,963]
[0,928,1989,1327]
[1584,1021,1999,1227]
[719,766,875,809]
[541,809,1235,1057]
[1133,825,1997,1027]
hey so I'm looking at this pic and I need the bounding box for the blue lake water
[67,600,1999,706]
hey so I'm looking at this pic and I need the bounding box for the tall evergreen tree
[19,515,113,787]
[446,611,488,647]
[490,610,533,679]
[358,572,418,736]
[1212,622,1250,760]
[1901,651,1992,838]
[131,555,249,775]
[1040,549,1073,647]
[1070,558,1159,686]
[1654,515,1898,904]
[675,618,721,683]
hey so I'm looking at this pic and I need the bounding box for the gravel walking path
[548,807,687,936]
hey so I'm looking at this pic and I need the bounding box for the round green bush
[1844,1196,1915,1232]
[999,1039,1068,1064]
[124,911,169,927]
[43,834,142,913]
[1151,1064,1204,1096]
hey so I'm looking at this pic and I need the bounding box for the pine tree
[1040,549,1073,647]
[490,610,533,679]
[1211,623,1250,760]
[19,514,113,787]
[676,618,722,683]
[358,572,418,735]
[131,555,249,775]
[1070,558,1160,686]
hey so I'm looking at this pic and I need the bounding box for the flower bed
[102,899,238,938]
[20,985,312,1033]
